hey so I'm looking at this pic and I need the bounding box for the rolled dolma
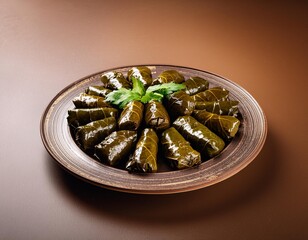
[85,86,112,98]
[173,116,225,158]
[195,100,239,116]
[73,93,111,108]
[127,66,152,87]
[166,91,195,118]
[75,117,117,151]
[193,110,240,141]
[101,71,131,90]
[126,128,159,173]
[192,87,229,102]
[161,127,201,169]
[144,100,170,131]
[94,130,138,166]
[67,107,118,128]
[118,101,144,130]
[152,70,185,85]
[184,76,209,95]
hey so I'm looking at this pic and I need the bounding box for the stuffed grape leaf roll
[173,116,225,158]
[193,87,229,102]
[67,107,118,128]
[118,100,144,130]
[166,90,195,118]
[73,93,112,108]
[152,70,185,85]
[127,66,152,87]
[184,76,209,95]
[94,130,138,166]
[126,128,159,173]
[144,100,170,131]
[195,100,239,116]
[161,127,201,169]
[193,110,240,141]
[101,71,131,90]
[85,86,112,98]
[75,117,117,151]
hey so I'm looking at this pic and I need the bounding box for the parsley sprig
[105,77,185,108]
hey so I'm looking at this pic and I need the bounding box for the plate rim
[40,64,268,194]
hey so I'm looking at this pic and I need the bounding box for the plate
[40,65,267,194]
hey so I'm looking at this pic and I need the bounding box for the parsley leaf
[105,77,186,108]
[146,82,185,95]
[141,92,164,103]
[105,88,141,109]
[131,76,145,96]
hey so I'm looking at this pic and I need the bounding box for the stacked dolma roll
[67,67,241,173]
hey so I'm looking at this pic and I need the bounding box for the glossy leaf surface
[166,90,195,118]
[127,66,152,87]
[193,110,240,141]
[152,70,185,85]
[184,76,209,95]
[94,130,137,166]
[85,86,112,98]
[144,100,170,131]
[67,107,118,128]
[118,100,144,130]
[195,100,239,116]
[72,93,111,108]
[75,117,117,150]
[161,127,201,169]
[101,71,131,90]
[173,116,225,158]
[126,128,159,173]
[193,87,229,102]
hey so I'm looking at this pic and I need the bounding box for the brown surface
[0,0,307,239]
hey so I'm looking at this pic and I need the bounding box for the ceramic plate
[40,65,267,194]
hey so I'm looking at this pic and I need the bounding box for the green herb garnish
[105,77,185,108]
[131,75,145,96]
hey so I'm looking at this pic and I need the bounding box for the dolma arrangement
[67,67,242,173]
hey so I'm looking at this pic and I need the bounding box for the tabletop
[1,1,307,239]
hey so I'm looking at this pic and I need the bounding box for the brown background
[1,0,307,239]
